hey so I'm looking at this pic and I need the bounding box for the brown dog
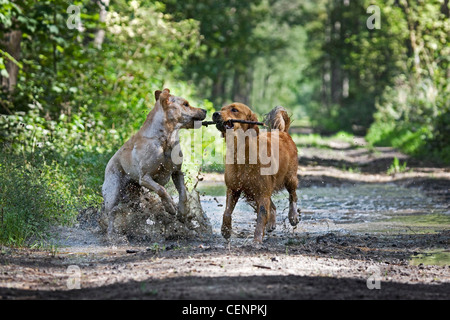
[102,88,207,242]
[212,103,299,244]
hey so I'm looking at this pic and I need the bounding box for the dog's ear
[247,111,260,133]
[159,88,171,108]
[248,112,258,122]
[154,90,162,101]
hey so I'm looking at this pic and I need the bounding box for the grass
[366,121,450,165]
[340,164,361,174]
[0,151,83,246]
[196,183,226,197]
[0,111,117,247]
[290,117,312,128]
[291,131,357,149]
[388,213,450,227]
[410,250,450,267]
[387,157,408,175]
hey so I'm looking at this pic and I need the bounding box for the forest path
[293,130,450,189]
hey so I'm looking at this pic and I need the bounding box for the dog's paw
[221,225,232,240]
[288,213,299,227]
[163,201,177,216]
[251,239,266,250]
[176,203,188,222]
[266,220,276,233]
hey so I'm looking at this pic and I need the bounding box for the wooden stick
[201,121,216,127]
[202,119,266,127]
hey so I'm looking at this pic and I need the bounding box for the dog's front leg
[172,171,188,221]
[221,189,241,240]
[140,173,177,215]
[266,199,277,233]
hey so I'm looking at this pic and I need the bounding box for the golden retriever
[212,103,299,244]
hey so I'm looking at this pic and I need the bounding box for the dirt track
[0,134,449,300]
[1,227,449,300]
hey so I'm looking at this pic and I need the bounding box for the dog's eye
[231,108,238,113]
[184,102,189,107]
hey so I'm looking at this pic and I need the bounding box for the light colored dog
[102,88,207,241]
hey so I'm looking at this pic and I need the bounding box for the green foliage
[161,0,290,107]
[367,119,450,165]
[292,131,356,149]
[387,157,408,175]
[302,0,410,131]
[98,0,202,128]
[367,72,449,163]
[366,1,449,163]
[179,99,225,189]
[0,0,205,246]
[0,151,76,246]
[0,106,121,246]
[367,122,430,154]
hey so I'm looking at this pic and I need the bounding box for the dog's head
[155,88,207,129]
[212,103,259,135]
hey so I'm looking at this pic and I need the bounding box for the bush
[0,152,75,246]
[366,73,450,165]
[366,121,431,154]
[0,108,119,246]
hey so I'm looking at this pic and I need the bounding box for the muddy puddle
[198,182,449,236]
[194,182,449,265]
[50,181,450,266]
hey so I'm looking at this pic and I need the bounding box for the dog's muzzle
[212,112,234,132]
[195,109,207,121]
[212,112,221,123]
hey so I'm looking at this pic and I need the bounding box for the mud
[78,188,212,243]
[0,230,449,300]
[0,134,449,300]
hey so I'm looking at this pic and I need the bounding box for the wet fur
[213,103,299,243]
[102,88,206,242]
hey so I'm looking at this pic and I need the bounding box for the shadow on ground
[1,273,449,300]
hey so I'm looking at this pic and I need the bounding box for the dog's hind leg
[285,177,299,226]
[139,173,177,215]
[122,180,142,204]
[266,199,277,233]
[172,170,188,222]
[221,189,241,240]
[254,197,271,244]
[102,168,124,241]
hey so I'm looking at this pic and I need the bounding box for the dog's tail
[264,106,292,133]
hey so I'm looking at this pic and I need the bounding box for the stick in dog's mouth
[202,119,265,131]
[201,119,233,132]
[223,120,234,130]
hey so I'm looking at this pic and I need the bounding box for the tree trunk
[331,59,342,104]
[232,69,251,105]
[1,30,22,93]
[441,0,449,18]
[400,0,421,78]
[94,0,110,49]
[330,0,343,104]
[442,0,450,79]
[212,72,225,107]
